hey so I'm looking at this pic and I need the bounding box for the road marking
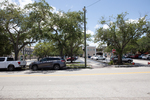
[0,71,150,77]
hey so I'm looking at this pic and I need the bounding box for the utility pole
[83,6,87,67]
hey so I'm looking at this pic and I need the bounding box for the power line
[87,0,101,8]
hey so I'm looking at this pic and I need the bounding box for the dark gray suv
[29,57,66,70]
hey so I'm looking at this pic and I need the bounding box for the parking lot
[87,57,150,66]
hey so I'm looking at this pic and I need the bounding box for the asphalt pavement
[0,67,150,99]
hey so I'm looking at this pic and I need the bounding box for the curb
[114,65,150,68]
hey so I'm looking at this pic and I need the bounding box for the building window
[93,49,95,51]
[88,49,89,51]
[90,49,92,51]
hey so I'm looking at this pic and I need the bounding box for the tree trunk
[14,45,19,60]
[60,48,63,59]
[71,48,73,63]
[118,50,123,65]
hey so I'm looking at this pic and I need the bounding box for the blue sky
[2,0,150,47]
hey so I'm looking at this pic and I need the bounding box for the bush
[109,60,114,65]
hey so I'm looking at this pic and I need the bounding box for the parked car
[91,56,96,59]
[124,54,132,58]
[110,55,118,61]
[130,54,141,59]
[67,57,76,61]
[0,57,26,71]
[88,56,91,58]
[111,56,133,63]
[29,57,66,70]
[138,54,146,59]
[142,54,150,60]
[97,56,105,60]
[92,56,99,60]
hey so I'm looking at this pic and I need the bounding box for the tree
[63,11,84,62]
[45,12,70,58]
[0,33,12,56]
[25,0,53,38]
[45,10,85,61]
[95,12,148,64]
[0,0,53,60]
[33,42,57,58]
[137,36,150,54]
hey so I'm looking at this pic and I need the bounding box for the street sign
[112,49,116,53]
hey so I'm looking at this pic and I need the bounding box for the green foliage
[0,0,53,60]
[44,10,85,60]
[95,12,148,64]
[24,54,28,59]
[108,60,114,65]
[33,42,57,58]
[0,0,90,60]
[0,34,12,56]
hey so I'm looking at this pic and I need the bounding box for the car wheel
[128,60,132,63]
[32,65,38,71]
[53,65,60,70]
[8,65,14,71]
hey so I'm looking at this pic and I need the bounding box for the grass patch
[108,61,133,65]
[66,64,92,69]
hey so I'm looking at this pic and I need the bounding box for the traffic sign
[112,49,116,53]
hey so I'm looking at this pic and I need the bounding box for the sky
[1,0,150,47]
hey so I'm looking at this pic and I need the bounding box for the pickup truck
[0,57,26,71]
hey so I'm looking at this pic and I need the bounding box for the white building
[83,46,96,57]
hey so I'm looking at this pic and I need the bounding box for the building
[83,46,96,57]
[20,46,34,55]
[19,46,36,59]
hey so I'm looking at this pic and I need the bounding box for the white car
[91,56,96,59]
[142,54,150,59]
[93,56,99,60]
[97,56,105,60]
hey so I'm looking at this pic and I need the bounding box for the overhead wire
[87,0,101,8]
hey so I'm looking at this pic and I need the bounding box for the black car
[29,57,66,70]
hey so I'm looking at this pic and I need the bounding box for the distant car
[88,56,91,58]
[92,56,99,60]
[142,54,150,60]
[111,56,133,63]
[138,54,146,59]
[110,55,118,61]
[29,57,66,70]
[130,54,141,59]
[67,57,76,61]
[97,56,105,60]
[91,56,96,59]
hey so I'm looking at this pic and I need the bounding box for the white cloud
[1,0,34,8]
[126,19,138,24]
[86,30,99,47]
[86,30,94,35]
[18,0,34,8]
[88,42,99,47]
[51,6,57,13]
[95,24,109,29]
[103,24,109,29]
[94,24,100,29]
